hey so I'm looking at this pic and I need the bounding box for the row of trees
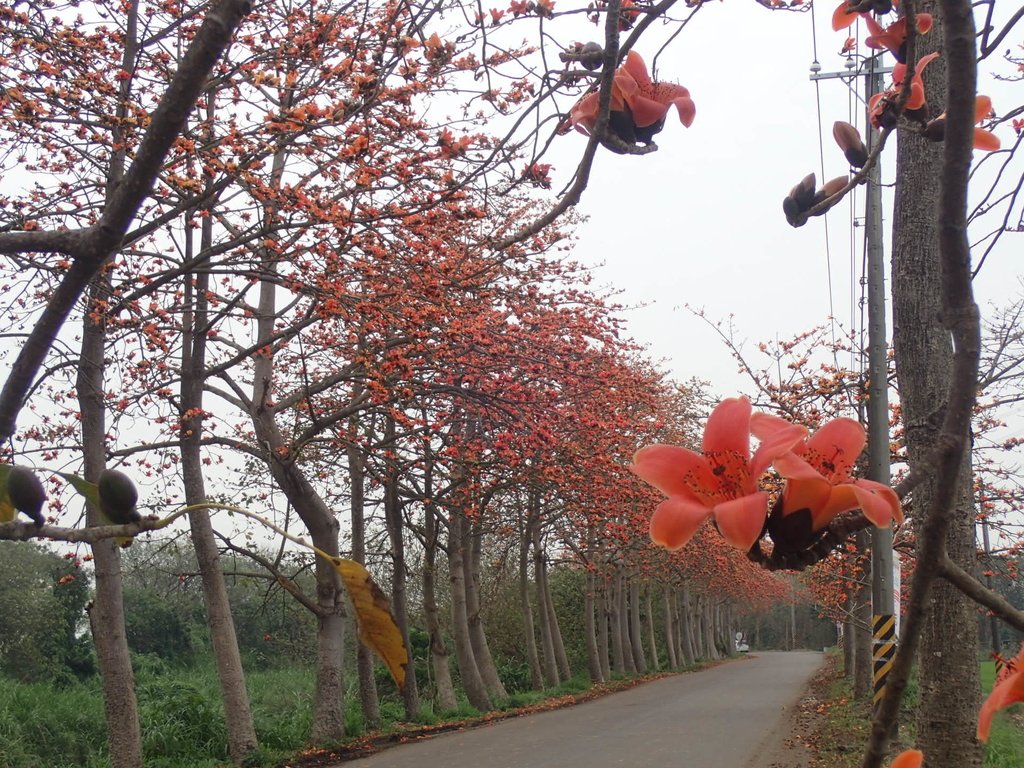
[2,0,1024,767]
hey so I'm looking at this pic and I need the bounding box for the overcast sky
[542,2,1022,401]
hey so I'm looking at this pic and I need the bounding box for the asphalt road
[339,651,823,768]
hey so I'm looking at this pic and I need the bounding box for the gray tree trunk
[382,416,421,720]
[891,9,981,759]
[645,588,660,671]
[608,573,625,674]
[533,524,561,686]
[663,588,678,669]
[347,424,380,729]
[617,571,637,673]
[596,577,611,680]
[465,519,507,699]
[540,555,572,681]
[518,519,544,689]
[854,532,872,700]
[678,585,696,664]
[422,500,458,712]
[447,511,492,710]
[79,276,142,768]
[180,224,258,763]
[628,579,647,672]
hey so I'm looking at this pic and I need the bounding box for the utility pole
[810,54,896,710]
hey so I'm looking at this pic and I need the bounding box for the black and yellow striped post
[872,613,897,709]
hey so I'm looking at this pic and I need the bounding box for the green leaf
[55,471,101,510]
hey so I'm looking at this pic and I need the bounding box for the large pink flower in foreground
[978,644,1024,742]
[630,397,806,551]
[751,414,902,551]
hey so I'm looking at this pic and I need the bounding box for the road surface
[338,651,823,768]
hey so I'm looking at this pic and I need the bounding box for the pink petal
[750,423,810,480]
[620,50,652,89]
[852,478,903,526]
[974,127,1001,151]
[975,94,994,123]
[671,95,695,128]
[915,13,933,34]
[626,93,671,128]
[702,396,752,458]
[977,646,1024,741]
[804,417,865,479]
[780,477,833,527]
[649,497,711,550]
[712,492,770,551]
[631,444,715,499]
[749,411,797,441]
[831,2,859,30]
[773,452,828,482]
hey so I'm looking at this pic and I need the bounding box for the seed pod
[580,41,604,71]
[791,173,817,211]
[6,466,46,527]
[97,469,141,525]
[833,121,869,168]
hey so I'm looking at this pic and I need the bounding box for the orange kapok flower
[890,750,924,768]
[750,415,902,552]
[869,51,939,128]
[864,13,933,63]
[978,644,1024,741]
[631,397,806,552]
[569,50,695,144]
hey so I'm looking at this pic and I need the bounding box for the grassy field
[813,656,1023,768]
[0,662,649,768]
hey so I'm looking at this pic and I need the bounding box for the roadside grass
[813,655,1022,768]
[0,661,711,768]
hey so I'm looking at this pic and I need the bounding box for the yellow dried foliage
[333,558,408,687]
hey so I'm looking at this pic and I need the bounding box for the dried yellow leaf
[333,558,408,687]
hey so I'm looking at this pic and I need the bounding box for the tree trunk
[596,577,611,680]
[628,579,647,673]
[584,528,603,683]
[465,518,507,699]
[180,225,258,763]
[383,416,421,720]
[843,583,855,680]
[347,425,380,729]
[663,588,678,669]
[645,588,660,671]
[447,511,492,711]
[678,585,696,664]
[540,554,571,681]
[533,524,560,687]
[618,571,638,674]
[518,516,544,689]
[79,276,143,768]
[892,10,982,759]
[702,596,719,660]
[608,573,625,674]
[422,501,457,712]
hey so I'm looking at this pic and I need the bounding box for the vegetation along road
[340,651,823,768]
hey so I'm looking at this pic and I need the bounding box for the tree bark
[465,517,507,699]
[678,585,696,664]
[79,275,143,768]
[382,415,421,720]
[608,572,625,674]
[180,212,258,763]
[422,500,457,712]
[618,570,638,673]
[347,422,380,729]
[519,507,544,690]
[854,533,873,700]
[533,523,560,686]
[663,588,678,669]
[628,579,647,673]
[596,576,611,680]
[540,555,571,682]
[447,511,492,710]
[645,588,660,671]
[583,527,603,683]
[892,6,982,758]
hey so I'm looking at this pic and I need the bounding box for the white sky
[542,2,1023,399]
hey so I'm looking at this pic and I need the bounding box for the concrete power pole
[810,54,896,709]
